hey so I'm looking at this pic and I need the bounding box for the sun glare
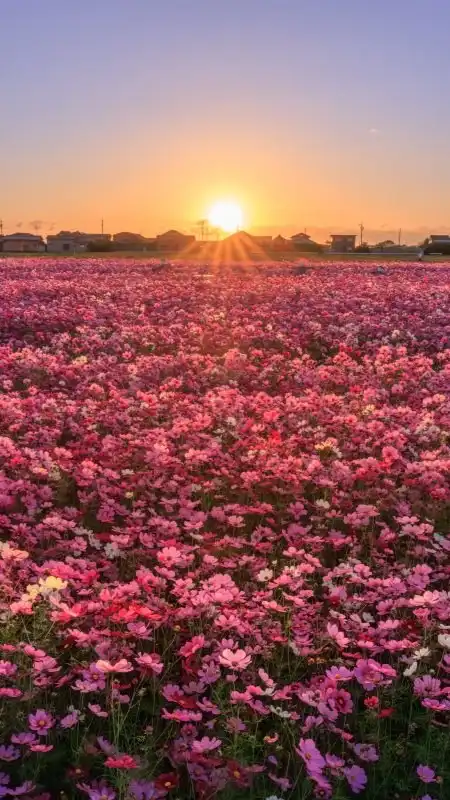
[208,201,243,233]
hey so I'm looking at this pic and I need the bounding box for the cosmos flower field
[0,258,449,800]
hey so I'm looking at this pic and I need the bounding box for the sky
[2,0,450,242]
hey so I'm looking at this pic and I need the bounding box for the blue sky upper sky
[1,0,450,241]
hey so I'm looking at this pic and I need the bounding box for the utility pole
[359,222,364,247]
[0,219,3,237]
[101,218,104,235]
[398,227,402,246]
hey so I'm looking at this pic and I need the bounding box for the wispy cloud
[369,127,381,136]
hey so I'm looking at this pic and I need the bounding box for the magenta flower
[0,660,17,677]
[135,652,163,675]
[88,703,108,718]
[0,746,20,762]
[0,688,22,699]
[128,780,160,800]
[85,784,116,800]
[60,710,79,729]
[29,744,54,753]
[326,665,353,682]
[179,634,206,658]
[353,743,379,762]
[10,733,37,745]
[8,781,36,796]
[344,765,367,794]
[191,736,222,753]
[28,709,55,735]
[296,738,325,774]
[417,765,436,783]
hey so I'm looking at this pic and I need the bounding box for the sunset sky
[2,0,450,242]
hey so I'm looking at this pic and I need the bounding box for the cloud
[369,128,381,136]
[29,220,43,232]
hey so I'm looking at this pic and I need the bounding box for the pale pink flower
[95,659,133,674]
[219,648,251,671]
[191,736,222,753]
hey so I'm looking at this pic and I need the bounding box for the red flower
[154,772,179,791]
[378,707,394,718]
[364,696,379,709]
[105,754,138,769]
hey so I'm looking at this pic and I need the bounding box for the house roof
[4,232,43,240]
[223,230,254,241]
[291,232,311,240]
[330,233,356,239]
[157,229,185,238]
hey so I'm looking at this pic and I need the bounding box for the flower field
[0,258,450,800]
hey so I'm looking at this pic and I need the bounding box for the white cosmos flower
[438,634,450,649]
[403,661,418,677]
[257,568,274,583]
[413,648,430,659]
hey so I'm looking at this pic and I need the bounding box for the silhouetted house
[291,232,322,252]
[272,235,293,251]
[112,232,157,251]
[221,231,272,256]
[156,230,195,252]
[424,235,450,254]
[252,235,273,248]
[47,231,111,253]
[1,233,45,253]
[329,234,356,253]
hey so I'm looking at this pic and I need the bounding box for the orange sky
[3,3,450,245]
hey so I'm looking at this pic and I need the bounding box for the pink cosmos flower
[88,703,108,718]
[97,737,116,755]
[414,675,442,697]
[82,783,116,800]
[0,661,17,677]
[128,780,161,800]
[29,744,54,753]
[95,659,133,674]
[326,754,345,769]
[417,765,436,783]
[8,781,36,796]
[0,746,20,762]
[11,733,37,745]
[219,648,252,671]
[161,708,203,722]
[191,736,222,753]
[60,711,79,729]
[136,653,163,675]
[327,688,353,715]
[0,688,22,698]
[104,754,138,769]
[226,717,247,733]
[296,738,325,774]
[326,665,353,682]
[179,634,206,658]
[28,710,55,735]
[344,765,367,794]
[353,743,379,762]
[326,623,350,648]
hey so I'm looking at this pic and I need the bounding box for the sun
[208,201,243,233]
